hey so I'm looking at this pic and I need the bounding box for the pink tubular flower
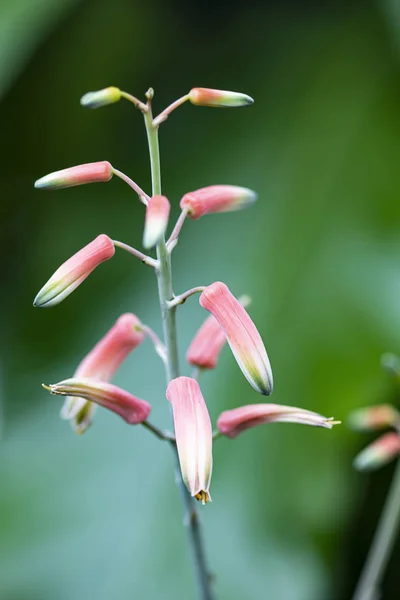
[189,88,254,108]
[353,432,400,471]
[45,378,151,426]
[166,377,212,504]
[180,185,257,219]
[33,234,115,307]
[142,195,171,249]
[61,313,145,433]
[200,282,273,395]
[348,404,400,432]
[217,404,340,438]
[34,161,113,190]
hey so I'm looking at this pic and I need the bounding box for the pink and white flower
[353,432,400,471]
[189,88,254,108]
[142,195,171,249]
[180,185,256,219]
[34,161,113,189]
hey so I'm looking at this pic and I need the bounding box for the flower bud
[353,432,400,471]
[44,378,151,426]
[187,295,251,370]
[142,195,171,249]
[33,234,115,307]
[166,377,212,504]
[61,313,145,433]
[80,87,121,109]
[217,403,340,438]
[189,88,254,108]
[34,161,113,190]
[348,404,400,432]
[180,185,257,220]
[200,282,273,395]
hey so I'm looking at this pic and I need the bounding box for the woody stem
[143,91,214,600]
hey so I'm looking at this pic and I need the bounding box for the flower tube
[353,432,400,471]
[348,404,400,432]
[142,195,170,249]
[180,185,257,220]
[217,403,340,438]
[189,88,254,108]
[33,234,115,307]
[34,161,113,190]
[200,282,273,395]
[166,377,212,504]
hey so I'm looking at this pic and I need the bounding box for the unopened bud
[80,87,121,109]
[180,185,257,220]
[34,161,113,190]
[142,195,170,249]
[189,88,254,108]
[354,432,400,471]
[348,404,400,432]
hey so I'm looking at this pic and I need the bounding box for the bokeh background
[1,0,400,598]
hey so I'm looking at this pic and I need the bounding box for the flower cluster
[349,353,400,471]
[34,85,339,504]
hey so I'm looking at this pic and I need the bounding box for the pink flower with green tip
[353,432,400,471]
[189,88,253,108]
[34,161,113,190]
[200,282,273,395]
[166,377,213,504]
[61,313,145,433]
[33,234,115,307]
[217,404,340,439]
[143,195,171,249]
[348,404,400,432]
[180,185,257,219]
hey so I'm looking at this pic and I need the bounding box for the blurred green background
[1,0,400,598]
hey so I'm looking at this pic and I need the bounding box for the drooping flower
[217,403,340,438]
[348,404,400,432]
[189,88,254,108]
[180,185,257,220]
[142,195,171,249]
[44,378,151,426]
[166,377,213,504]
[34,161,113,190]
[80,87,121,109]
[33,234,115,307]
[353,432,400,471]
[61,313,145,433]
[199,282,273,395]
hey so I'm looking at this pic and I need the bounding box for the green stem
[353,458,400,600]
[143,95,214,600]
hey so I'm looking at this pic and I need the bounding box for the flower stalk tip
[142,195,171,249]
[166,377,213,504]
[34,161,113,190]
[180,185,257,220]
[80,87,121,109]
[189,87,254,108]
[33,234,115,308]
[200,282,273,395]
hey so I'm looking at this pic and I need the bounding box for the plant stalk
[353,458,400,600]
[143,96,214,600]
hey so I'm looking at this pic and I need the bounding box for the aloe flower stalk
[61,313,145,433]
[189,87,254,108]
[166,377,213,504]
[200,282,273,395]
[34,161,113,190]
[45,378,151,425]
[143,195,171,249]
[180,185,257,219]
[353,432,400,471]
[33,234,115,307]
[217,404,340,438]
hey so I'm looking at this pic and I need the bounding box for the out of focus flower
[34,161,113,190]
[189,88,253,108]
[166,377,212,504]
[200,282,273,395]
[80,87,121,109]
[180,185,256,219]
[217,403,340,438]
[33,234,115,307]
[143,195,170,248]
[353,432,400,471]
[348,404,400,432]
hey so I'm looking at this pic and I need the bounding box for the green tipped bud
[189,87,254,108]
[80,87,121,109]
[353,432,400,471]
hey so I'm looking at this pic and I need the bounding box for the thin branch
[168,287,206,309]
[113,240,158,268]
[166,208,188,251]
[141,324,167,364]
[112,168,150,204]
[153,94,190,127]
[120,91,148,113]
[142,420,175,442]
